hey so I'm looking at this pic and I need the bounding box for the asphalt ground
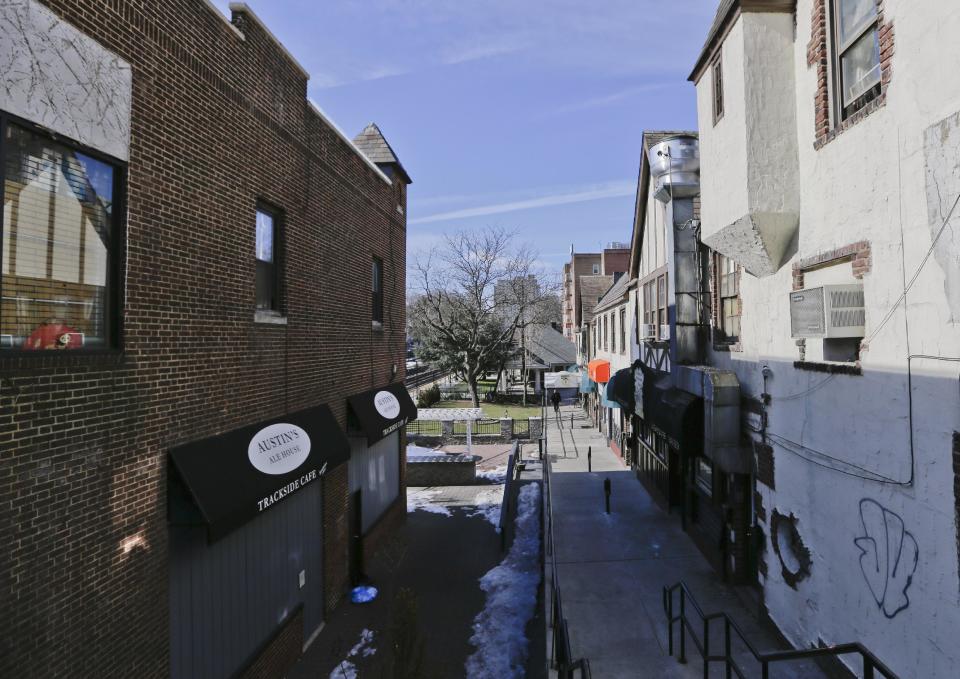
[289,480,543,678]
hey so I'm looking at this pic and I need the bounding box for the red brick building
[0,1,413,677]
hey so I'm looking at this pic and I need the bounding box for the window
[619,307,626,353]
[255,203,281,312]
[714,254,740,342]
[592,263,600,274]
[712,54,724,124]
[643,280,655,336]
[1,118,122,351]
[657,274,668,340]
[602,314,608,351]
[832,0,881,120]
[372,256,384,325]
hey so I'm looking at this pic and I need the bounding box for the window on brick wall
[592,263,600,274]
[372,256,384,325]
[832,0,882,120]
[1,117,124,351]
[712,54,724,124]
[712,253,740,343]
[255,203,281,313]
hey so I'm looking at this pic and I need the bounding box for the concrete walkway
[545,405,824,678]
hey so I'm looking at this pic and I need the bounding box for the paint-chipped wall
[923,111,960,322]
[694,1,960,676]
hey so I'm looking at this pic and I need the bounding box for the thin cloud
[441,36,529,65]
[409,181,635,225]
[549,82,685,116]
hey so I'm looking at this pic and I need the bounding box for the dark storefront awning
[606,368,635,411]
[347,381,417,444]
[643,374,702,450]
[169,404,350,542]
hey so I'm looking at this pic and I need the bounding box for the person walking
[551,389,562,416]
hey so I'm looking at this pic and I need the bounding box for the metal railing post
[679,588,687,664]
[703,619,710,679]
[666,589,674,656]
[761,660,769,679]
[864,656,875,679]
[724,617,732,679]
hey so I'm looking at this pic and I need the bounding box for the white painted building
[586,273,638,458]
[691,1,960,676]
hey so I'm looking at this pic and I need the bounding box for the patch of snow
[330,629,376,678]
[465,484,542,679]
[406,444,441,457]
[406,488,452,516]
[475,464,509,483]
[463,486,505,529]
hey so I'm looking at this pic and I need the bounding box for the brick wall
[238,608,304,679]
[1,1,408,676]
[792,240,872,290]
[807,0,894,148]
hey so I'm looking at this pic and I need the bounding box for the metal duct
[675,365,749,473]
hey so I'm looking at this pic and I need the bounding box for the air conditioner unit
[640,323,656,340]
[789,284,865,338]
[659,324,671,341]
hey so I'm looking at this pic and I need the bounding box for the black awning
[643,374,702,449]
[347,381,418,444]
[169,404,350,542]
[606,367,635,411]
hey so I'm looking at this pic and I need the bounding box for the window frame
[712,53,724,125]
[714,253,740,343]
[371,255,384,326]
[254,200,283,315]
[619,307,626,353]
[0,111,127,354]
[656,273,668,340]
[830,0,882,122]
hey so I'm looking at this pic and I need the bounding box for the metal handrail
[543,429,592,678]
[662,582,900,679]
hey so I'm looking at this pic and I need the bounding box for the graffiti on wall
[854,499,919,619]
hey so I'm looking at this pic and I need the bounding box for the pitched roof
[688,0,796,82]
[353,123,412,184]
[594,274,631,313]
[579,275,614,326]
[526,324,576,367]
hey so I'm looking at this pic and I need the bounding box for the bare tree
[408,227,557,407]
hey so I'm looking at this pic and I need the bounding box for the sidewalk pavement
[545,405,824,678]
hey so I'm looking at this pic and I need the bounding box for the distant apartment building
[1,2,414,678]
[560,243,629,342]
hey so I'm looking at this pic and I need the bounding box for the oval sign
[248,423,311,475]
[374,390,401,420]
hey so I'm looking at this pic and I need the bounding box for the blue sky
[211,1,716,271]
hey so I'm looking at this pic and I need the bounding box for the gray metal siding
[348,432,400,532]
[169,481,323,679]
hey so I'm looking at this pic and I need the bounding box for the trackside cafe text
[166,404,351,679]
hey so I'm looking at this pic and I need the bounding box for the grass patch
[433,400,543,420]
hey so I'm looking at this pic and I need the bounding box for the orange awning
[587,359,610,384]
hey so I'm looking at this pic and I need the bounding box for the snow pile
[406,444,441,457]
[464,483,542,679]
[406,488,452,516]
[329,628,376,679]
[464,486,505,528]
[475,464,509,484]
